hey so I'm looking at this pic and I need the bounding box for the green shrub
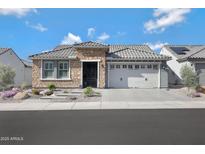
[83,87,94,97]
[180,65,198,89]
[32,89,40,95]
[48,84,56,91]
[0,63,16,89]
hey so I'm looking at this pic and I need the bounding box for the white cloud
[97,32,110,42]
[87,27,96,38]
[25,21,48,32]
[0,8,37,18]
[145,42,168,51]
[61,33,82,45]
[144,8,191,33]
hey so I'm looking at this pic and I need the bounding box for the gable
[0,48,31,68]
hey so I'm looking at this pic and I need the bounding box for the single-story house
[0,48,32,86]
[160,45,205,86]
[29,41,170,89]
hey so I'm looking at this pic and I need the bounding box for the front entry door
[83,62,97,88]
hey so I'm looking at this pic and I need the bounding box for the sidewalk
[1,99,205,111]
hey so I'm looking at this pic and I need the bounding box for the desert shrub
[83,87,94,97]
[180,65,198,89]
[0,63,16,89]
[0,89,19,99]
[48,84,56,91]
[32,89,40,95]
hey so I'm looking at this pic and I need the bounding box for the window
[153,64,158,70]
[110,64,115,69]
[43,61,54,78]
[128,65,133,69]
[147,64,152,69]
[58,61,69,78]
[135,65,139,69]
[116,65,121,69]
[122,65,127,69]
[42,60,70,80]
[141,65,145,69]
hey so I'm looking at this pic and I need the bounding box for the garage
[195,63,205,86]
[108,63,159,88]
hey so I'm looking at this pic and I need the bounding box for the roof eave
[177,58,188,62]
[75,46,109,49]
[30,57,77,60]
[106,57,170,61]
[176,57,205,62]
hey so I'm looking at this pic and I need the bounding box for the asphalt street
[0,109,205,145]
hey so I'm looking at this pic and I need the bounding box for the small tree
[180,65,198,91]
[48,83,56,91]
[0,63,16,90]
[84,87,94,97]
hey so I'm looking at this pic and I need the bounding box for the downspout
[158,63,161,88]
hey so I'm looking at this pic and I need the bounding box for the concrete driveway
[1,88,205,111]
[100,88,205,102]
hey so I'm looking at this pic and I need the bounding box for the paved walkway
[1,99,205,111]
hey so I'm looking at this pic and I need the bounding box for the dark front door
[83,62,97,88]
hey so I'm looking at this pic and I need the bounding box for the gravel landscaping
[0,88,102,103]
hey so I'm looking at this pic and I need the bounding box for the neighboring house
[29,41,170,89]
[160,45,205,86]
[0,48,32,86]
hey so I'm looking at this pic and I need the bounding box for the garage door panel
[109,65,158,88]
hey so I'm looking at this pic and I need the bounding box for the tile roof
[109,45,153,53]
[164,45,205,61]
[189,48,205,59]
[30,47,77,59]
[107,45,170,60]
[30,41,170,61]
[73,41,109,48]
[0,48,10,55]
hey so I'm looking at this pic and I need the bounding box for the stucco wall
[160,48,193,85]
[24,67,32,85]
[0,49,32,86]
[160,68,168,88]
[195,63,205,85]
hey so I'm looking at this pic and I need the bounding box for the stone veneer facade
[32,48,107,89]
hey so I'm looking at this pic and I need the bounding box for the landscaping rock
[12,88,20,92]
[40,89,53,96]
[186,88,196,96]
[25,89,32,94]
[14,92,30,100]
[191,92,201,98]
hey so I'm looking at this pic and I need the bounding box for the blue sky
[0,8,205,60]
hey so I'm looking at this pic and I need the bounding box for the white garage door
[108,63,159,88]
